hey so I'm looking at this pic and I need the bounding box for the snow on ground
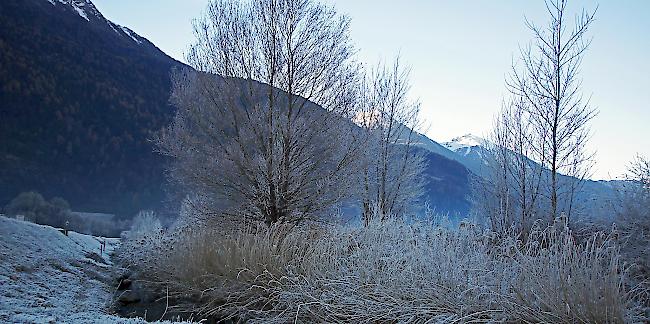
[118,26,143,45]
[48,0,93,22]
[0,216,185,323]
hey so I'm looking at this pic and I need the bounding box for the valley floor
[0,216,164,323]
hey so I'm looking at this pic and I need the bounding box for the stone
[118,290,141,305]
[117,278,132,290]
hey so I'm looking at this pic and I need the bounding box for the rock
[117,278,132,290]
[116,271,131,282]
[118,290,141,305]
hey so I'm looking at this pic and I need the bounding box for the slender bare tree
[156,0,365,225]
[616,155,650,294]
[356,60,425,224]
[475,105,513,233]
[628,155,650,190]
[505,97,545,235]
[477,96,546,236]
[507,0,597,221]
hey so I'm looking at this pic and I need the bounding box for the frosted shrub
[126,210,162,239]
[172,223,321,318]
[121,216,643,322]
[114,210,166,273]
[617,167,650,306]
[507,219,630,323]
[272,219,509,322]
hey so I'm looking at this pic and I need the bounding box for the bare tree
[616,155,650,297]
[156,0,365,225]
[504,97,545,235]
[507,0,597,221]
[356,60,425,224]
[619,154,650,224]
[628,154,650,190]
[474,105,513,233]
[477,96,546,236]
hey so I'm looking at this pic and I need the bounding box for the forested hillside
[0,0,183,215]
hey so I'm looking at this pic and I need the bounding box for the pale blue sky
[93,0,649,180]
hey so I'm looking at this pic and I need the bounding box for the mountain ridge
[437,132,623,219]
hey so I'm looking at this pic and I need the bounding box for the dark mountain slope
[0,0,183,215]
[418,148,471,216]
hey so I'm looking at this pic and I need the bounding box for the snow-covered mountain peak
[44,0,145,45]
[443,134,485,152]
[46,0,101,21]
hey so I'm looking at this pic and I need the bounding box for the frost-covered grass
[0,216,190,323]
[121,216,646,323]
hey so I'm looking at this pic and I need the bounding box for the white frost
[0,216,181,323]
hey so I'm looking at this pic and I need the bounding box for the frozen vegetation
[112,207,647,323]
[2,206,647,323]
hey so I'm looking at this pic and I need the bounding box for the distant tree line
[3,191,129,237]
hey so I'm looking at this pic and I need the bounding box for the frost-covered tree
[156,0,364,225]
[475,0,598,234]
[616,155,650,297]
[356,60,425,224]
[505,0,597,221]
[506,0,597,220]
[128,210,162,238]
[475,97,546,236]
[627,155,650,190]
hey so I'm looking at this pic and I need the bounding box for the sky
[93,0,649,180]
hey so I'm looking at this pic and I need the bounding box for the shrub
[114,210,166,272]
[118,216,645,323]
[615,182,650,307]
[507,220,629,322]
[127,210,163,239]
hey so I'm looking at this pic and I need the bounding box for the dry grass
[119,217,645,323]
[506,222,630,323]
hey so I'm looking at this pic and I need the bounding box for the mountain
[0,0,184,216]
[0,0,475,217]
[442,134,484,152]
[441,134,491,176]
[418,148,471,216]
[440,133,622,219]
